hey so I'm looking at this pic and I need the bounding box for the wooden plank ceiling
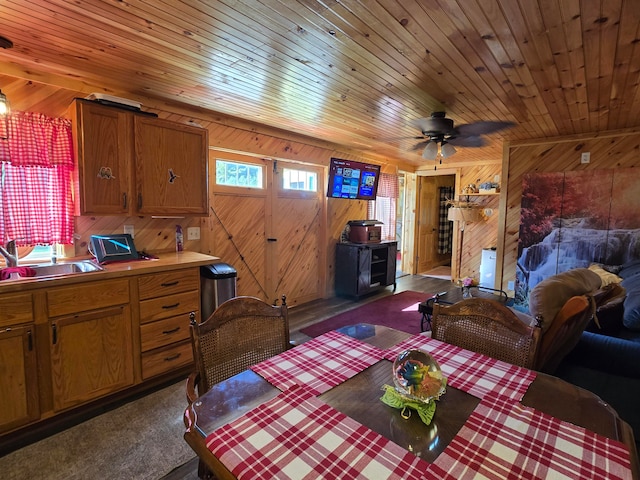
[0,0,638,168]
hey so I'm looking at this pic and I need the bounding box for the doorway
[414,174,455,277]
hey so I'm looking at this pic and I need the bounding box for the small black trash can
[200,263,237,320]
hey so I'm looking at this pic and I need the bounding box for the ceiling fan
[408,112,515,160]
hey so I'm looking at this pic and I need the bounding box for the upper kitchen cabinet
[134,117,208,215]
[69,99,208,216]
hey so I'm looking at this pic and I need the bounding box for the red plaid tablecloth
[426,391,633,479]
[384,335,536,401]
[250,330,385,394]
[206,385,431,480]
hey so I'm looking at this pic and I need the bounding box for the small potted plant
[461,276,477,298]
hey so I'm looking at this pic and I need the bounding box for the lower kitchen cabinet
[49,304,134,411]
[0,254,211,441]
[137,268,199,379]
[0,326,39,433]
[46,278,134,412]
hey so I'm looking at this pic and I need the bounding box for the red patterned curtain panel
[368,173,399,241]
[0,112,75,245]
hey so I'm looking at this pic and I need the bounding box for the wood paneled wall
[4,72,511,299]
[498,129,640,292]
[453,164,502,283]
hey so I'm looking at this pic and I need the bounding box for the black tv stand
[335,241,397,298]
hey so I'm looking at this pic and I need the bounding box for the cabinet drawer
[46,279,130,317]
[139,291,199,324]
[141,341,193,379]
[0,292,33,328]
[140,315,191,352]
[138,269,199,300]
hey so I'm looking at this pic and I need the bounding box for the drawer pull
[164,353,181,362]
[162,327,180,335]
[161,281,179,287]
[162,303,180,310]
[28,330,33,351]
[52,324,58,345]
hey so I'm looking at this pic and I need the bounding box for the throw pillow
[529,268,601,333]
[588,264,623,287]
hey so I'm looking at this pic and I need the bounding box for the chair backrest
[432,298,541,368]
[535,294,594,374]
[189,295,290,395]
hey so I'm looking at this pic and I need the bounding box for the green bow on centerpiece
[381,349,447,425]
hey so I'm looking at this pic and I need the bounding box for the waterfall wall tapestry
[515,167,640,309]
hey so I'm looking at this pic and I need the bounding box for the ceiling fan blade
[448,135,486,147]
[455,121,515,136]
[409,140,430,152]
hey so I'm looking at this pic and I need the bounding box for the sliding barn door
[207,154,324,306]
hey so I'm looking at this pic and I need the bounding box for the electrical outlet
[187,227,200,240]
[581,152,590,164]
[507,280,515,290]
[124,224,134,238]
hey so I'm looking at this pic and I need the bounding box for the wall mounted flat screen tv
[327,158,381,200]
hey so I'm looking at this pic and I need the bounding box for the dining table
[183,323,639,479]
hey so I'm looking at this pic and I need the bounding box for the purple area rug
[300,291,431,337]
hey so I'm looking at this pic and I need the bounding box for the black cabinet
[335,242,397,297]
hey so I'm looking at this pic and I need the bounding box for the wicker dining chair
[432,297,541,369]
[186,295,290,404]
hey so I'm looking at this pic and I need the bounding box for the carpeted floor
[0,380,195,480]
[300,291,430,337]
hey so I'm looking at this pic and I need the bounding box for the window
[215,159,263,188]
[367,173,399,241]
[0,112,75,248]
[282,168,317,192]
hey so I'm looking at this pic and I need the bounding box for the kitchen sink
[14,260,104,278]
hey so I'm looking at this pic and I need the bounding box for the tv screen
[327,158,381,200]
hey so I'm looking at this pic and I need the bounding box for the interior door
[207,155,324,306]
[416,176,438,273]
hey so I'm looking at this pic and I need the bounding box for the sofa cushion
[529,268,601,333]
[621,273,640,331]
[588,264,622,286]
[619,260,640,280]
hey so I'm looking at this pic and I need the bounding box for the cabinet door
[50,305,134,411]
[71,100,133,215]
[134,117,208,215]
[357,247,372,294]
[0,326,39,433]
[385,243,397,286]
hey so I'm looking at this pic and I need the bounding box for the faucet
[0,240,18,268]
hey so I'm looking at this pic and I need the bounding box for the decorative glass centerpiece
[381,349,446,425]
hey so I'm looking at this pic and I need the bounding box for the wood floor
[161,273,456,480]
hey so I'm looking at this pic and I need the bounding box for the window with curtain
[367,172,399,241]
[0,112,75,246]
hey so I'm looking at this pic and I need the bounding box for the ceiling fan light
[440,141,456,158]
[422,141,438,160]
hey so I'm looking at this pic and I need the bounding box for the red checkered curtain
[367,173,399,241]
[0,112,75,245]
